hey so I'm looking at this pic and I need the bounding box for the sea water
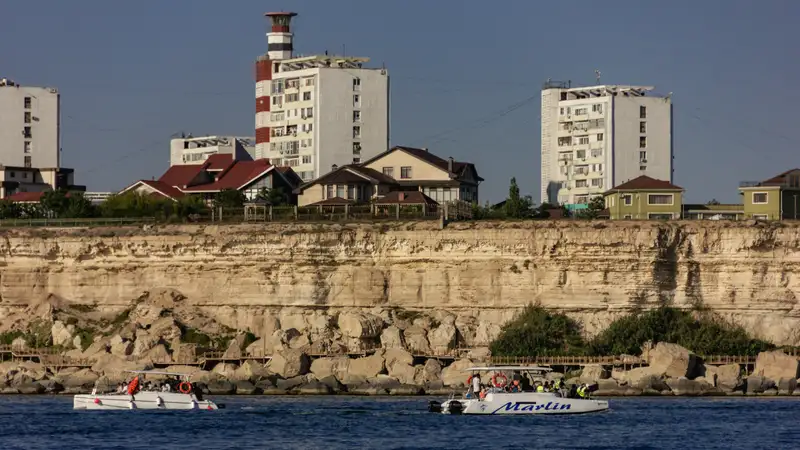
[0,396,798,449]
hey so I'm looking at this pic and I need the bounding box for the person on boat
[520,373,532,392]
[577,384,589,398]
[508,379,521,393]
[470,373,481,398]
[478,387,487,401]
[535,382,545,393]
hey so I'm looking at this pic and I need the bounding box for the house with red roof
[120,154,302,204]
[294,146,482,207]
[603,175,684,220]
[738,168,800,220]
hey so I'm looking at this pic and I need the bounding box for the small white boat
[428,365,609,415]
[73,370,219,411]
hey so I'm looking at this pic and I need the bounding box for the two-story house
[294,146,482,207]
[738,168,800,220]
[603,175,683,219]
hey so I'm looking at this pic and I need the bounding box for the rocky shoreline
[3,344,800,398]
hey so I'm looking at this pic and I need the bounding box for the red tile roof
[4,191,47,202]
[181,159,273,192]
[375,191,438,205]
[607,176,683,192]
[203,154,235,171]
[158,164,205,188]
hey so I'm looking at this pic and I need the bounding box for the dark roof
[133,180,185,200]
[360,146,484,183]
[307,197,354,206]
[375,191,438,205]
[606,176,683,192]
[296,165,397,193]
[683,203,744,212]
[759,168,800,187]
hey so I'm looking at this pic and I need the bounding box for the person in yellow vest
[536,383,545,393]
[577,384,588,398]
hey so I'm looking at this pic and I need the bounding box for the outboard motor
[428,400,442,413]
[447,400,463,415]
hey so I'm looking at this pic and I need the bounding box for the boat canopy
[464,366,553,372]
[124,370,192,377]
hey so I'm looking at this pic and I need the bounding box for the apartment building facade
[169,135,255,166]
[0,78,60,169]
[254,12,389,183]
[540,82,673,208]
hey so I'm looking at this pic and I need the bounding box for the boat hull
[73,391,218,410]
[440,392,608,415]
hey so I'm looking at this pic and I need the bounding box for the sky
[1,0,798,204]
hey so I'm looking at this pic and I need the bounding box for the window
[272,96,282,106]
[639,136,647,148]
[597,133,603,141]
[648,194,673,205]
[640,106,647,118]
[302,91,311,101]
[286,93,299,102]
[640,121,646,133]
[23,126,31,138]
[623,194,632,206]
[578,137,589,145]
[400,166,412,179]
[22,172,28,179]
[271,80,284,94]
[753,214,768,220]
[559,107,564,115]
[347,185,355,200]
[302,155,311,164]
[353,126,361,138]
[558,137,572,147]
[640,166,647,171]
[575,108,588,115]
[639,151,647,162]
[336,185,345,198]
[575,179,588,188]
[353,78,361,90]
[24,112,31,123]
[591,178,603,187]
[352,158,361,164]
[24,97,31,109]
[576,150,586,159]
[24,156,31,168]
[286,78,300,89]
[9,172,15,178]
[591,104,603,113]
[24,141,31,153]
[591,149,603,158]
[270,111,285,121]
[353,142,361,154]
[353,111,361,122]
[752,192,768,204]
[304,77,315,86]
[303,107,313,118]
[327,185,334,199]
[624,215,632,219]
[382,167,394,177]
[353,95,361,107]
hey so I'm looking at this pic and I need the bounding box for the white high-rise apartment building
[540,82,673,207]
[255,12,389,182]
[0,78,60,168]
[169,135,255,166]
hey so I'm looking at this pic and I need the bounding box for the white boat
[428,365,609,415]
[73,370,219,411]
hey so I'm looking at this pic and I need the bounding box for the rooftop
[606,175,683,192]
[543,82,657,98]
[260,54,373,71]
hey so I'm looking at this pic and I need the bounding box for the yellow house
[738,169,800,220]
[603,175,683,220]
[295,146,482,207]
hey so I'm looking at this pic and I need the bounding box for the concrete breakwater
[2,344,798,397]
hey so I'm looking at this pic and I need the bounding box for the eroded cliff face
[1,220,799,345]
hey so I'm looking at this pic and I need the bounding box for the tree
[706,199,721,205]
[213,189,246,208]
[256,187,288,206]
[63,193,96,218]
[577,196,606,219]
[504,178,533,218]
[490,305,589,356]
[40,190,71,217]
[0,200,21,219]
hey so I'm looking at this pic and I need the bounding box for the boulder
[762,388,779,396]
[58,369,99,390]
[347,383,385,395]
[466,347,491,362]
[91,355,152,382]
[296,381,333,395]
[745,375,773,394]
[389,385,424,396]
[143,344,171,364]
[267,349,310,378]
[428,323,457,354]
[132,331,159,358]
[212,363,239,380]
[423,380,452,396]
[387,362,417,385]
[81,338,110,361]
[403,326,431,354]
[755,350,799,382]
[384,348,414,368]
[778,378,797,395]
[206,380,236,395]
[17,382,45,394]
[275,376,306,391]
[51,321,76,347]
[715,364,741,391]
[348,353,386,379]
[380,326,404,349]
[580,364,610,383]
[703,365,718,387]
[11,337,28,352]
[647,343,701,379]
[129,303,163,326]
[310,356,350,380]
[440,359,473,387]
[245,339,270,357]
[416,359,443,384]
[288,333,310,351]
[223,336,245,359]
[108,335,133,357]
[234,360,270,382]
[186,370,220,384]
[473,322,501,346]
[593,379,628,396]
[171,341,198,364]
[317,375,345,393]
[616,367,668,391]
[665,377,712,396]
[338,312,384,339]
[234,380,260,395]
[39,379,64,394]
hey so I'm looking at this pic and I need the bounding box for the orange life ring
[179,382,192,394]
[492,373,508,388]
[127,377,139,395]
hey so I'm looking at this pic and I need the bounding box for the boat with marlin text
[73,370,219,410]
[427,365,609,415]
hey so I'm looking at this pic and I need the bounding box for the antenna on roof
[594,69,601,84]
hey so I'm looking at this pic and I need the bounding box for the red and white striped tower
[255,12,297,158]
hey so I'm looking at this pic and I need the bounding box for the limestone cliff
[0,220,799,346]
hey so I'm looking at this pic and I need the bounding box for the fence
[0,217,157,228]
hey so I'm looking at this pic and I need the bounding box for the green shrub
[242,331,258,349]
[180,327,212,347]
[489,305,589,356]
[0,331,25,345]
[589,306,774,356]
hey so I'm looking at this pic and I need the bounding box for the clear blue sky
[1,0,797,203]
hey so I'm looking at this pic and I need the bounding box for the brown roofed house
[603,175,683,220]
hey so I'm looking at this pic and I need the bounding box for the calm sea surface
[0,396,798,449]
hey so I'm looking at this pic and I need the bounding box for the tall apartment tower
[0,78,60,168]
[254,12,390,182]
[540,82,673,208]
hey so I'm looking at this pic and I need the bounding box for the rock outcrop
[755,351,799,382]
